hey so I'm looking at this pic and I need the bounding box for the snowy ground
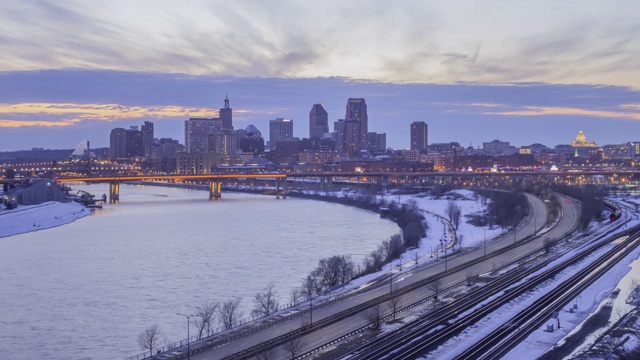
[0,201,91,238]
[299,192,640,360]
[11,187,632,360]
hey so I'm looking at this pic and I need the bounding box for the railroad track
[344,221,638,360]
[454,225,640,360]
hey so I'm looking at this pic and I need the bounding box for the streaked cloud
[483,106,640,121]
[0,103,217,128]
[0,1,639,87]
[0,119,81,128]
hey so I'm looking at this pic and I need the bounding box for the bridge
[6,169,640,203]
[55,174,287,203]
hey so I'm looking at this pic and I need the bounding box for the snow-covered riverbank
[0,201,91,238]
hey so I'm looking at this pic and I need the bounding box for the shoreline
[0,201,91,239]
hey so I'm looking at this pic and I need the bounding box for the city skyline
[1,1,640,151]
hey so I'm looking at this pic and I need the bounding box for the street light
[301,278,313,327]
[389,262,393,295]
[484,229,487,258]
[177,313,194,359]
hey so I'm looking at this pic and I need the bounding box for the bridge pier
[209,180,222,199]
[320,176,333,190]
[275,177,288,193]
[109,182,119,203]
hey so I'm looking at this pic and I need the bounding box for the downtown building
[344,98,368,154]
[184,96,233,153]
[309,104,329,139]
[269,118,294,150]
[410,121,428,152]
[110,126,144,160]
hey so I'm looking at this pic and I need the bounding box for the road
[178,193,578,360]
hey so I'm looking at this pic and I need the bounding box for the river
[0,184,398,360]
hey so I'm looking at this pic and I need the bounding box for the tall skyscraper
[333,120,346,152]
[141,121,154,157]
[343,120,360,156]
[345,98,368,152]
[410,121,428,152]
[309,104,329,139]
[220,95,233,130]
[185,118,222,153]
[269,118,293,150]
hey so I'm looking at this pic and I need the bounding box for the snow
[6,187,638,359]
[0,201,91,238]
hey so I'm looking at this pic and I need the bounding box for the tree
[457,234,464,252]
[446,200,462,231]
[289,287,304,306]
[364,303,384,329]
[254,347,277,360]
[137,324,161,356]
[252,282,279,317]
[387,293,403,321]
[194,301,218,339]
[428,278,442,301]
[218,297,243,330]
[282,336,306,359]
[466,271,475,287]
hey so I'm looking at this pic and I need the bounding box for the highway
[155,193,578,360]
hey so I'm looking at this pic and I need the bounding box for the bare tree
[289,287,304,306]
[387,293,403,321]
[364,303,384,329]
[302,276,316,300]
[598,334,629,359]
[282,336,306,359]
[630,278,640,305]
[252,282,279,317]
[218,297,243,330]
[466,271,476,287]
[446,200,462,231]
[428,278,442,301]
[194,301,219,339]
[254,347,277,360]
[138,324,161,356]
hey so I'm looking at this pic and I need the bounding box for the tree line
[137,190,428,356]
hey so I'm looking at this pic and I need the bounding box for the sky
[1,0,640,151]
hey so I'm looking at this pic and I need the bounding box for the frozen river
[0,184,398,360]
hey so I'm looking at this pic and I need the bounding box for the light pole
[177,313,194,359]
[389,262,393,295]
[484,229,487,257]
[444,243,448,273]
[301,278,313,327]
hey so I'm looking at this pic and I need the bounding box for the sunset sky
[1,0,639,150]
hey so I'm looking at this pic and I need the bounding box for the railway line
[454,223,640,360]
[337,214,633,360]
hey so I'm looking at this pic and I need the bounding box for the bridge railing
[122,297,332,360]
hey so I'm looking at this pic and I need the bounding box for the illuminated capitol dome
[571,129,598,147]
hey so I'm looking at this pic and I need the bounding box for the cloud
[0,1,639,87]
[484,106,640,121]
[0,103,218,128]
